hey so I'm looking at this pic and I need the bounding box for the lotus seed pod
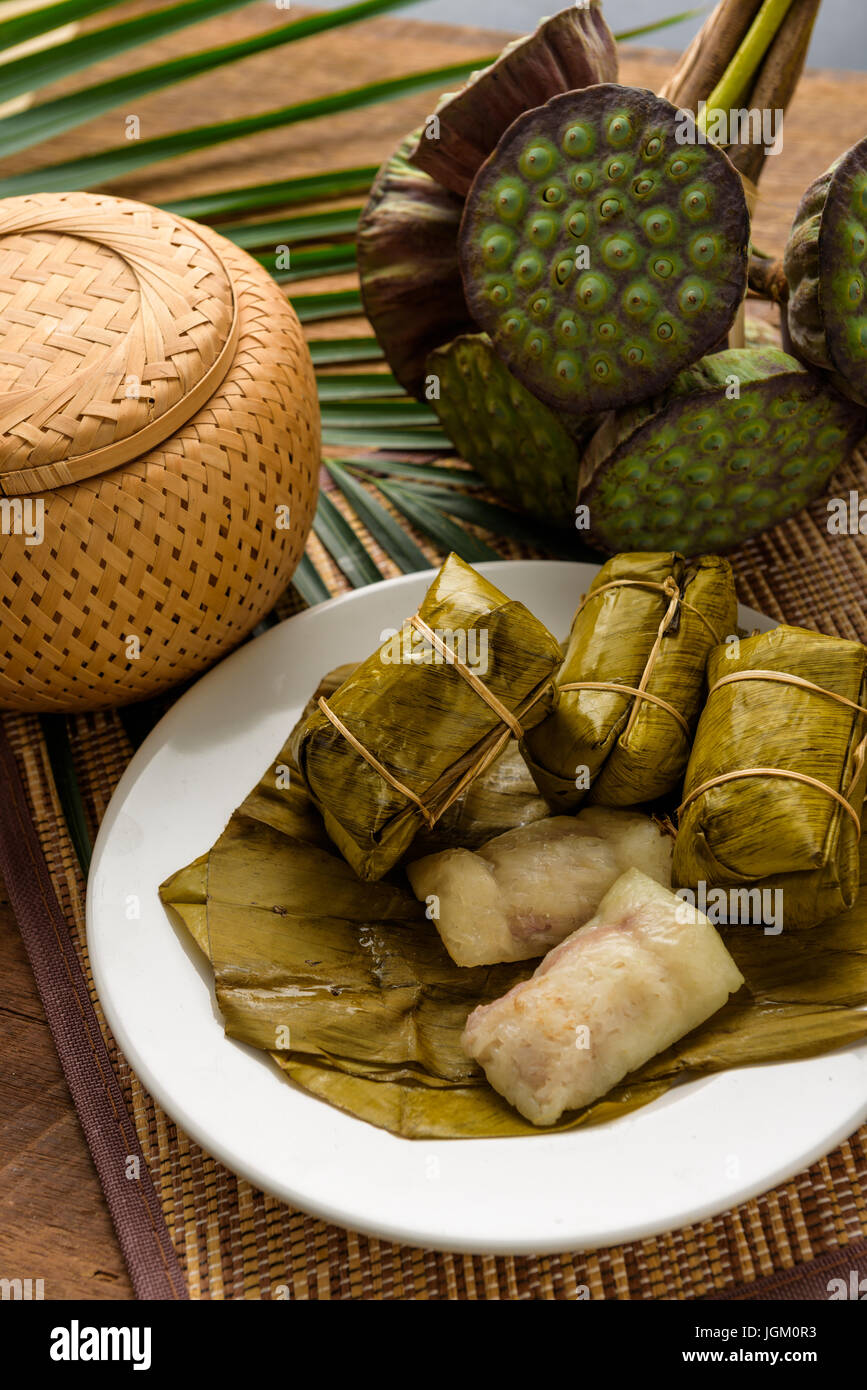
[427,333,595,520]
[577,347,865,554]
[459,85,750,414]
[408,3,618,197]
[784,136,867,406]
[357,130,474,399]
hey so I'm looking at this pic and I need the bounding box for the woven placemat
[3,447,867,1300]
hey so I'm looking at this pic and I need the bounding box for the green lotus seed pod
[785,135,867,405]
[578,348,865,554]
[427,332,597,520]
[460,83,749,413]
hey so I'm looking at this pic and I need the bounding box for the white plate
[87,561,867,1254]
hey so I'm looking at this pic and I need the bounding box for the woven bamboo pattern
[0,193,320,712]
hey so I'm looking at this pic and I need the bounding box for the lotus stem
[747,247,789,303]
[661,0,764,111]
[728,0,821,183]
[697,0,797,132]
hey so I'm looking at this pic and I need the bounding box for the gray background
[343,0,865,72]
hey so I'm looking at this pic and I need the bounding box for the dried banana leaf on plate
[289,552,561,880]
[674,625,867,927]
[522,551,737,811]
[160,673,867,1141]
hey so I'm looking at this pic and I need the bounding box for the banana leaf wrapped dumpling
[674,626,867,927]
[522,552,738,811]
[289,553,562,880]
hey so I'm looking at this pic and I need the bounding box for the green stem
[698,0,795,131]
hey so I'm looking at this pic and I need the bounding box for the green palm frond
[161,167,377,220]
[3,0,689,611]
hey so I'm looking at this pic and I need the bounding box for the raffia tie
[678,669,867,838]
[317,614,545,827]
[558,575,719,744]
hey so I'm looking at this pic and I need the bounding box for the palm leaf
[321,428,450,450]
[320,400,440,428]
[0,0,125,50]
[393,482,603,562]
[317,373,401,402]
[161,167,376,220]
[325,460,431,573]
[376,481,502,564]
[346,458,484,488]
[221,207,360,249]
[39,715,93,874]
[313,492,385,588]
[0,56,494,196]
[0,0,420,145]
[293,290,363,324]
[615,7,708,41]
[291,552,332,607]
[262,244,358,283]
[309,338,384,368]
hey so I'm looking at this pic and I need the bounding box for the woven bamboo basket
[0,191,320,712]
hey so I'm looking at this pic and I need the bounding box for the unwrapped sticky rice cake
[462,868,744,1125]
[407,807,672,966]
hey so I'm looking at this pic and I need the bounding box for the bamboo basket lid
[0,191,238,496]
[0,189,320,712]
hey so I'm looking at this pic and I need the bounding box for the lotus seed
[484,233,512,264]
[683,188,709,218]
[568,212,587,237]
[679,281,706,311]
[644,210,674,243]
[607,115,632,146]
[529,216,556,246]
[554,354,579,382]
[521,144,554,179]
[690,234,717,264]
[495,182,525,220]
[644,137,662,158]
[562,123,592,155]
[603,236,636,269]
[653,258,674,278]
[516,254,543,285]
[578,274,609,309]
[600,197,621,219]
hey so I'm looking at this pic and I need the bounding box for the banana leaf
[522,551,738,811]
[288,552,562,879]
[674,625,867,927]
[160,670,867,1140]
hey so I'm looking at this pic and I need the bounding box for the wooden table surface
[1,4,865,1301]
